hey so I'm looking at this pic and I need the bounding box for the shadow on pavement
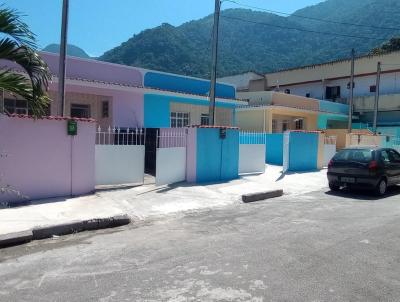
[325,185,400,201]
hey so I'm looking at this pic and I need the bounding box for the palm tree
[0,6,51,117]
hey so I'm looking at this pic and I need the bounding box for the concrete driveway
[1,187,400,301]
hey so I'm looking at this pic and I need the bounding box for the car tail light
[369,160,378,172]
[328,159,334,169]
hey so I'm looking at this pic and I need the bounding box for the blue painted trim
[144,71,236,99]
[143,94,236,128]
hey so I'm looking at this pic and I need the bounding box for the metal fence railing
[157,128,187,148]
[96,126,145,145]
[239,131,267,145]
[324,136,337,145]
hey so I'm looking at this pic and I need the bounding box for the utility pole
[373,61,381,134]
[347,48,355,133]
[208,0,221,126]
[58,0,69,116]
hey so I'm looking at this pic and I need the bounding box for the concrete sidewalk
[0,165,328,239]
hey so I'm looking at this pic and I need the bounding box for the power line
[223,0,400,32]
[220,15,391,41]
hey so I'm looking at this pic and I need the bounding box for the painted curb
[32,214,131,240]
[0,230,33,248]
[242,189,284,203]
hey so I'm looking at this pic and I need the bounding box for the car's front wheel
[375,179,387,196]
[329,183,340,192]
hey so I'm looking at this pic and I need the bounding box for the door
[388,149,400,184]
[380,150,397,185]
[144,128,159,175]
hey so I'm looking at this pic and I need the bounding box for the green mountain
[42,44,91,59]
[99,0,400,78]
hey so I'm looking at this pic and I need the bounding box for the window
[4,99,29,115]
[333,149,373,163]
[102,101,109,118]
[272,120,278,133]
[305,93,311,98]
[282,120,290,132]
[295,119,304,130]
[388,150,400,163]
[170,112,190,128]
[326,86,341,100]
[71,104,90,118]
[201,113,209,126]
[284,89,291,94]
[370,85,376,93]
[380,150,390,163]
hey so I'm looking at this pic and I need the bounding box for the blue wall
[265,134,283,165]
[144,72,236,99]
[319,100,349,115]
[288,132,318,171]
[317,113,348,130]
[196,128,239,182]
[144,94,236,128]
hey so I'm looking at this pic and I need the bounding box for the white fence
[95,127,145,186]
[238,131,266,175]
[156,129,187,186]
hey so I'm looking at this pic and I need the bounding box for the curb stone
[242,189,284,203]
[0,230,33,248]
[0,214,131,249]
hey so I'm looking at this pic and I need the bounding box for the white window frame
[201,113,209,126]
[295,119,304,130]
[71,103,91,118]
[170,112,190,128]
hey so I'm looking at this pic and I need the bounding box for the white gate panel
[239,144,266,174]
[323,144,336,167]
[156,147,186,186]
[283,132,290,172]
[95,145,145,186]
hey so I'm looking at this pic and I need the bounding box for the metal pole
[58,0,69,116]
[208,0,221,126]
[373,62,381,134]
[0,88,4,113]
[347,48,355,133]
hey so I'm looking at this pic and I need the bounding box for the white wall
[239,144,266,174]
[156,147,186,186]
[323,144,336,167]
[95,145,144,186]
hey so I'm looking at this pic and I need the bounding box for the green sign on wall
[67,120,77,136]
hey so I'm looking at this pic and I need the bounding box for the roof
[265,50,400,76]
[6,113,97,123]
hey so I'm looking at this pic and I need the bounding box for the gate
[238,131,266,174]
[95,126,145,186]
[323,136,337,167]
[155,128,187,186]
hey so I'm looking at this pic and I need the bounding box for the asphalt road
[1,187,400,302]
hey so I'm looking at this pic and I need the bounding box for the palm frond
[0,6,36,48]
[0,70,50,116]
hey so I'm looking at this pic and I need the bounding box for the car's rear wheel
[375,179,387,196]
[329,183,340,191]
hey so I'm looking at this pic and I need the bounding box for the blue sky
[4,0,322,57]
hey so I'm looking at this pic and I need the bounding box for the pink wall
[0,115,96,203]
[186,128,197,182]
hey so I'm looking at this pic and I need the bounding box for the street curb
[242,189,284,203]
[32,214,131,240]
[0,230,33,248]
[0,215,131,249]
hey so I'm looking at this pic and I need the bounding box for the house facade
[235,91,349,133]
[1,52,243,129]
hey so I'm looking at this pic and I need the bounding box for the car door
[388,149,400,184]
[380,150,396,185]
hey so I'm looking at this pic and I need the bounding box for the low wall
[0,115,95,203]
[156,147,186,186]
[95,145,145,186]
[265,134,283,165]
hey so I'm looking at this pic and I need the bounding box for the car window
[333,149,373,162]
[389,150,400,163]
[380,150,390,163]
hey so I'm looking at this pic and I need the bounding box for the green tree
[372,37,400,55]
[0,7,51,116]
